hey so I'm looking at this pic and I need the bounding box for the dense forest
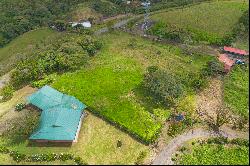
[0,0,85,47]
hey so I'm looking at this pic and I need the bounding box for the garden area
[148,0,249,45]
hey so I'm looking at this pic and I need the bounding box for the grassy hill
[149,0,249,45]
[52,31,214,143]
[0,28,59,76]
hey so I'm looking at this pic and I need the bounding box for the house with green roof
[27,85,87,143]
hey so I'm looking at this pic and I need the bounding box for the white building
[70,21,92,28]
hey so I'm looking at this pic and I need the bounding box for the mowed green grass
[0,28,59,75]
[150,0,248,41]
[224,65,249,118]
[0,112,149,165]
[178,143,249,165]
[52,31,213,143]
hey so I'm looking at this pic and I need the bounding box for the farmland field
[177,140,249,165]
[224,65,249,119]
[52,31,214,143]
[0,28,59,76]
[149,0,249,44]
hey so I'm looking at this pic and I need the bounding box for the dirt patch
[195,77,223,120]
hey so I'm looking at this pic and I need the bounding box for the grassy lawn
[150,0,248,44]
[52,31,214,143]
[223,65,249,119]
[177,141,249,165]
[0,28,59,76]
[0,111,149,165]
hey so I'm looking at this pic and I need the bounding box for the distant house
[223,46,249,56]
[218,54,236,72]
[70,21,92,28]
[28,85,87,143]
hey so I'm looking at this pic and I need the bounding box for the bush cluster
[10,34,102,89]
[0,146,87,165]
[143,66,183,107]
[0,84,14,102]
[15,103,26,112]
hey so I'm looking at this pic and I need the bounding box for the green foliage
[10,34,102,88]
[135,151,147,165]
[91,0,122,17]
[150,1,248,45]
[0,84,14,102]
[31,74,57,88]
[178,139,249,165]
[15,103,26,112]
[224,65,249,119]
[0,146,87,165]
[202,58,225,77]
[167,122,186,137]
[143,66,183,107]
[77,35,103,56]
[0,0,85,47]
[153,108,171,124]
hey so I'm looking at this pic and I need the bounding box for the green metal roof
[28,85,87,141]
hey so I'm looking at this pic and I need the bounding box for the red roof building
[218,54,236,72]
[224,46,249,56]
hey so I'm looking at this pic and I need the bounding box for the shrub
[0,146,87,165]
[135,151,147,165]
[77,35,103,56]
[167,122,186,137]
[15,103,26,112]
[10,34,96,88]
[143,66,183,107]
[0,84,14,102]
[230,138,249,147]
[207,137,228,145]
[117,140,122,148]
[153,108,171,124]
[202,58,225,77]
[31,74,57,88]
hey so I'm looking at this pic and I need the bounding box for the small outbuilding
[223,46,249,56]
[28,85,87,143]
[70,21,92,28]
[218,54,236,72]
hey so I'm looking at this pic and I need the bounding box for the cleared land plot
[0,28,59,76]
[52,31,214,143]
[150,0,248,43]
[224,65,249,118]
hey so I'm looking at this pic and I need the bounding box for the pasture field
[149,0,248,44]
[0,28,59,76]
[223,65,249,119]
[52,31,214,143]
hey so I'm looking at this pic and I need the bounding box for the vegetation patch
[52,32,214,143]
[223,65,249,119]
[149,0,249,45]
[175,138,249,165]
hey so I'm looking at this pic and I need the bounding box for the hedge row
[0,146,87,165]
